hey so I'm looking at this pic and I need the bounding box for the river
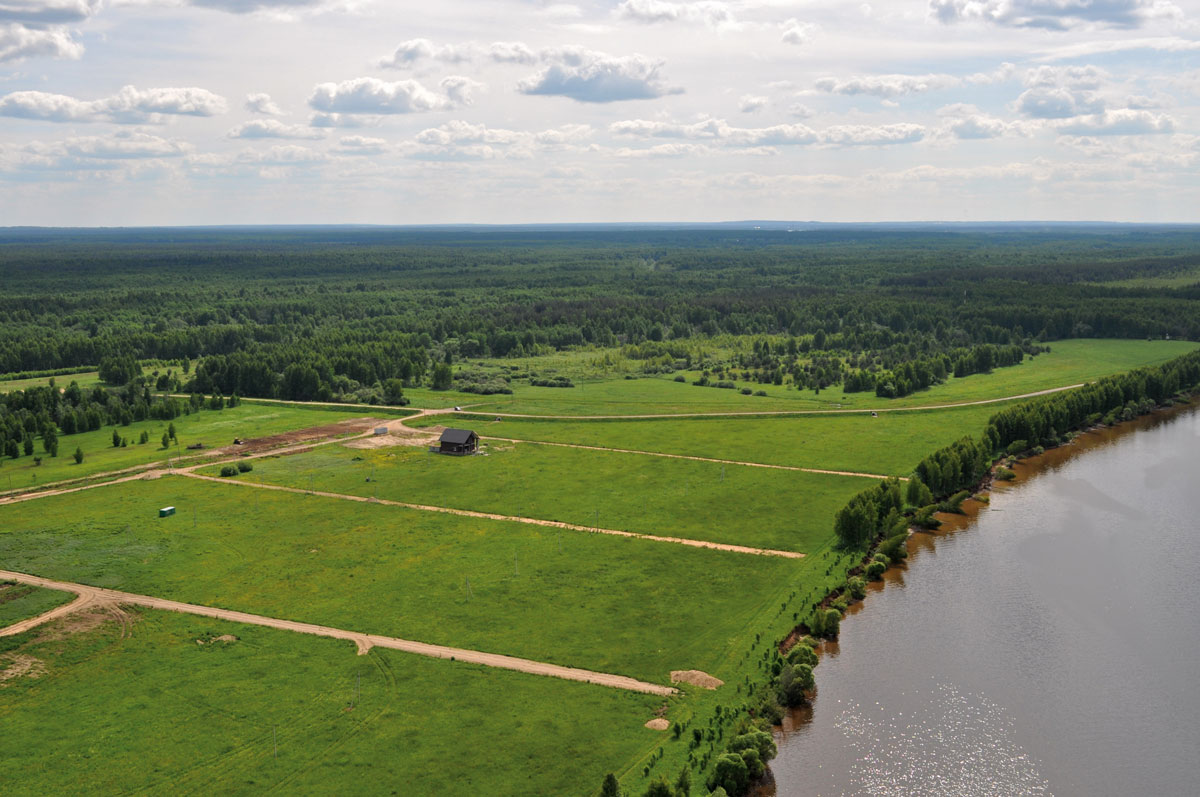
[767,405,1200,797]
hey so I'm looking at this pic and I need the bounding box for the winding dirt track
[179,472,806,559]
[483,436,901,481]
[0,569,676,696]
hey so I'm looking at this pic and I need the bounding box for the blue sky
[1,0,1199,224]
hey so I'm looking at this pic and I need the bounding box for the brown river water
[765,404,1200,797]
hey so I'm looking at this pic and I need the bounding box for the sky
[1,0,1199,225]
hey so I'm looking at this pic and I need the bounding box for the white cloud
[187,0,325,14]
[378,39,539,69]
[334,135,388,155]
[929,0,1181,30]
[234,144,325,165]
[823,123,926,146]
[780,18,815,45]
[814,73,960,98]
[0,20,81,62]
[245,93,283,115]
[308,77,472,116]
[739,94,767,113]
[406,119,592,160]
[1058,109,1175,134]
[0,0,101,25]
[1016,87,1105,118]
[13,131,190,173]
[518,48,681,103]
[616,0,739,30]
[228,119,324,139]
[0,85,228,123]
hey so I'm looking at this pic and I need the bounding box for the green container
[159,506,176,518]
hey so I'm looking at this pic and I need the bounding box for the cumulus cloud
[929,0,1181,30]
[1058,109,1175,134]
[616,0,739,30]
[245,92,283,115]
[1016,87,1105,117]
[308,77,472,116]
[518,47,681,102]
[610,117,924,148]
[0,85,228,123]
[378,39,538,69]
[334,135,388,155]
[739,94,767,113]
[228,119,324,139]
[406,119,592,160]
[780,18,815,45]
[814,73,961,98]
[0,20,80,61]
[14,131,190,173]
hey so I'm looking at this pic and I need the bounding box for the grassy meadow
[0,609,662,796]
[0,476,803,683]
[0,583,73,626]
[0,404,386,491]
[402,339,1198,416]
[213,442,869,553]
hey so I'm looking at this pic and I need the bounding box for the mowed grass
[208,442,866,553]
[402,339,1197,416]
[0,477,802,683]
[0,582,73,626]
[410,403,1006,476]
[0,404,384,490]
[0,609,661,796]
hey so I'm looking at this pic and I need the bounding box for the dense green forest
[2,226,1199,402]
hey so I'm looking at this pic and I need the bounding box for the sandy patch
[0,654,46,685]
[343,421,444,450]
[644,718,670,731]
[670,670,724,690]
[36,607,113,641]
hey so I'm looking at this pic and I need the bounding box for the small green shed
[159,506,176,518]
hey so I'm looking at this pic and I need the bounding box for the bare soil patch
[670,670,724,690]
[222,417,382,455]
[644,718,670,731]
[37,606,116,642]
[0,654,46,685]
[343,423,443,450]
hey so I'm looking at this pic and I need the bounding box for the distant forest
[2,226,1199,402]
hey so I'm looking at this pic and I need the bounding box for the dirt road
[0,569,675,696]
[180,472,806,559]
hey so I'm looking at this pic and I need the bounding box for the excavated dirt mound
[644,718,670,731]
[670,670,724,690]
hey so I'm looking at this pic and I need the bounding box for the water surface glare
[769,406,1200,797]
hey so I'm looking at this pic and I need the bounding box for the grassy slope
[404,340,1198,416]
[0,610,660,796]
[0,477,800,683]
[215,443,868,553]
[0,404,382,489]
[0,583,73,626]
[411,403,1005,476]
[0,371,104,393]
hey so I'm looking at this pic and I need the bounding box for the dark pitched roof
[439,428,478,445]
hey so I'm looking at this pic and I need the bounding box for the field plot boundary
[179,472,806,559]
[482,435,900,481]
[0,569,676,696]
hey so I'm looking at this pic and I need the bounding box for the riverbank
[765,397,1200,796]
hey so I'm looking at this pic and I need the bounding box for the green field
[206,442,867,553]
[0,582,73,626]
[0,404,388,492]
[401,340,1198,416]
[0,371,104,394]
[0,609,661,796]
[410,403,1003,476]
[0,477,802,683]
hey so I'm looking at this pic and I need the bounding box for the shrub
[754,390,767,396]
[846,576,867,600]
[1005,439,1028,456]
[865,561,887,580]
[995,466,1016,481]
[938,490,970,514]
[236,461,253,473]
[715,380,736,389]
[912,505,942,529]
[219,465,238,478]
[740,388,752,395]
[674,374,686,382]
[787,644,818,667]
[73,447,83,464]
[872,552,890,564]
[707,754,749,796]
[777,664,815,707]
[529,376,573,388]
